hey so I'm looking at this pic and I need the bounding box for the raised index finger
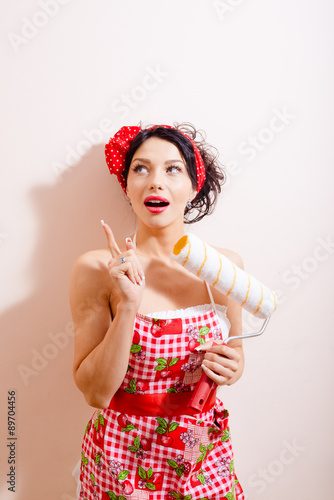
[101,220,121,257]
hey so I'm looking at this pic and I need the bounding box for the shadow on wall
[1,144,136,500]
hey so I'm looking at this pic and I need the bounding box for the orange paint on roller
[173,235,191,266]
[212,252,222,288]
[196,240,207,277]
[173,234,189,255]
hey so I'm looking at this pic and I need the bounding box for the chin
[134,205,186,228]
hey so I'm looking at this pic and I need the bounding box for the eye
[167,165,182,173]
[132,164,148,173]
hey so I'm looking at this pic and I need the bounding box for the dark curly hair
[122,122,226,224]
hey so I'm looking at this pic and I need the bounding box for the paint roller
[171,233,277,412]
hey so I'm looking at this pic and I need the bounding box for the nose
[148,168,165,190]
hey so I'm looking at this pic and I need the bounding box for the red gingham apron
[79,307,245,500]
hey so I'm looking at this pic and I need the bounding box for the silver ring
[120,256,126,263]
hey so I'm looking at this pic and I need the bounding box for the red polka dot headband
[105,125,206,195]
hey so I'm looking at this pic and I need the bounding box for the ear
[189,186,197,201]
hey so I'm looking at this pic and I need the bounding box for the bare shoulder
[70,233,128,290]
[71,248,110,276]
[213,246,244,270]
[69,248,111,298]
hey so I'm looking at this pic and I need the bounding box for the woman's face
[126,137,196,229]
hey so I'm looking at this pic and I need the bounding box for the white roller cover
[172,233,277,319]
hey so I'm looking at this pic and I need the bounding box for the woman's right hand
[101,220,145,310]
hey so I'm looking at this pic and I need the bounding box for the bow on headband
[105,125,206,194]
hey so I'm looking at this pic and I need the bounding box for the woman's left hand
[198,339,244,386]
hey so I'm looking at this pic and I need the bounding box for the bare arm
[70,223,145,409]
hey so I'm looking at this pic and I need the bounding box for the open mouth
[145,200,169,208]
[144,196,170,213]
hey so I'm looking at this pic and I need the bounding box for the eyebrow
[132,158,184,164]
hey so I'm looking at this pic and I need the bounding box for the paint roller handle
[187,341,224,412]
[187,372,216,412]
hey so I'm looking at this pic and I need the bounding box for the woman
[70,123,245,499]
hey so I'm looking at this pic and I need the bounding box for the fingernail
[101,219,105,225]
[126,237,132,243]
[140,274,145,281]
[195,345,202,352]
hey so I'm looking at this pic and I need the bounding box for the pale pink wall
[1,1,334,499]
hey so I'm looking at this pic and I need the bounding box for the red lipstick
[144,196,170,213]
